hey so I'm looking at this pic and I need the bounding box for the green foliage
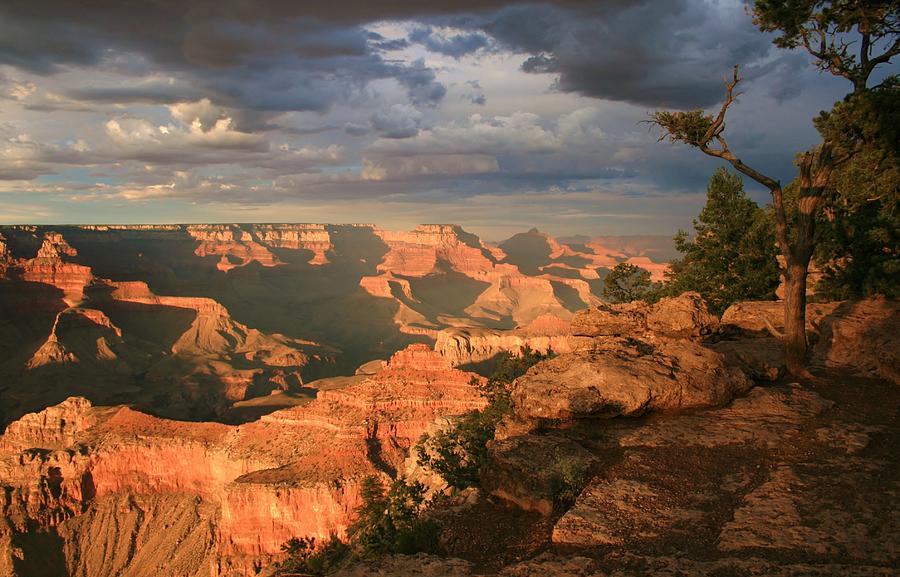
[816,78,900,159]
[752,1,899,85]
[416,410,495,490]
[277,535,349,576]
[542,454,589,509]
[416,346,554,490]
[277,477,438,574]
[777,80,900,299]
[603,262,655,303]
[347,476,440,558]
[651,109,715,146]
[664,168,780,314]
[812,147,900,299]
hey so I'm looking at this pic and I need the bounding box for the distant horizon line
[0,222,674,239]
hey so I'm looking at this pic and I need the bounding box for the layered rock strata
[0,345,486,576]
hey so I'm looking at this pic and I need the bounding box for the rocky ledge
[334,294,899,577]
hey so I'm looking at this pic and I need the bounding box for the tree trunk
[782,262,809,377]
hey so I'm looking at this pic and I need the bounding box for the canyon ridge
[0,224,895,577]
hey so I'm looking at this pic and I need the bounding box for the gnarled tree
[652,1,899,377]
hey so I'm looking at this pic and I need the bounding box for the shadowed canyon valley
[0,224,896,577]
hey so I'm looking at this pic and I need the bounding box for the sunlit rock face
[19,233,94,307]
[187,223,333,271]
[435,314,572,368]
[0,223,677,575]
[500,293,749,435]
[0,345,486,576]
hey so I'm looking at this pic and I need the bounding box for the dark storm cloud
[477,1,800,108]
[0,0,799,112]
[0,1,589,73]
[0,0,487,113]
[408,26,492,58]
[65,84,205,105]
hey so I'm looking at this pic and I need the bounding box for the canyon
[0,223,672,574]
[0,223,671,427]
[0,224,895,577]
[0,345,486,576]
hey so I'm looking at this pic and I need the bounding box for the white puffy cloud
[0,129,90,179]
[105,114,265,154]
[359,108,619,180]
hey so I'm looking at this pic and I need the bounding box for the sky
[0,0,877,239]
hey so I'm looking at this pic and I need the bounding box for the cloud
[65,81,204,105]
[479,1,787,108]
[368,112,560,156]
[461,80,486,105]
[409,25,492,58]
[0,131,89,179]
[0,0,857,233]
[370,104,424,139]
[0,74,36,101]
[361,154,498,180]
[105,115,266,159]
[394,58,447,107]
[359,108,627,182]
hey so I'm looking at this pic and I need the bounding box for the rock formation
[19,232,94,307]
[435,314,572,367]
[0,345,486,576]
[502,293,749,433]
[715,297,898,384]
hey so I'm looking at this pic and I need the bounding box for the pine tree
[603,262,653,303]
[665,168,780,314]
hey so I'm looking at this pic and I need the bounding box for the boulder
[570,302,646,337]
[719,297,899,384]
[646,292,718,338]
[509,339,751,423]
[720,300,838,335]
[499,552,603,577]
[332,554,472,577]
[814,297,899,384]
[708,337,784,382]
[570,292,718,342]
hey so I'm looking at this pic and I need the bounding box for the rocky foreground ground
[333,297,899,577]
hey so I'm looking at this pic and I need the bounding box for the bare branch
[699,65,740,146]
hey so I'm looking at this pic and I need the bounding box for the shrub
[417,346,554,490]
[603,262,655,303]
[347,476,440,558]
[276,476,438,574]
[416,410,495,490]
[542,455,588,508]
[277,534,349,576]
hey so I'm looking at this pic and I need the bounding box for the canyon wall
[0,345,486,576]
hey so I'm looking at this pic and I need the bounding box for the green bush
[417,346,554,490]
[603,262,656,303]
[276,476,438,574]
[348,476,440,558]
[277,534,349,576]
[542,454,588,508]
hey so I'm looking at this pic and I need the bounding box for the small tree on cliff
[651,1,899,377]
[603,262,654,303]
[666,167,780,314]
